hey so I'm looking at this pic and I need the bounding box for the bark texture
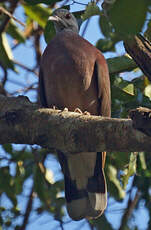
[0,95,151,153]
[124,35,151,80]
[129,107,151,136]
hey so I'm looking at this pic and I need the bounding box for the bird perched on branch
[39,8,111,220]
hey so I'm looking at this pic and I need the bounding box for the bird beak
[48,15,60,22]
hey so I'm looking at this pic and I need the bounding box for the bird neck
[54,24,79,34]
[63,28,79,34]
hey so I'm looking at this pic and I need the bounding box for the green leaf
[144,84,151,99]
[73,10,84,19]
[144,19,151,41]
[24,0,62,5]
[122,152,137,188]
[0,216,3,226]
[108,0,148,35]
[34,165,51,205]
[82,2,100,21]
[0,167,17,206]
[113,77,135,98]
[53,197,65,220]
[107,165,125,199]
[14,165,25,195]
[107,55,137,75]
[15,226,22,230]
[6,20,25,43]
[2,144,13,154]
[99,14,114,38]
[45,168,54,184]
[73,10,84,29]
[34,165,46,201]
[0,33,15,70]
[44,20,55,44]
[23,4,51,28]
[108,151,130,170]
[96,38,116,52]
[122,83,134,96]
[5,220,11,227]
[132,77,145,92]
[139,152,147,170]
[92,214,113,230]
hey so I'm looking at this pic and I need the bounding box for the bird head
[48,9,79,34]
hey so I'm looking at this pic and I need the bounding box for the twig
[13,60,38,76]
[60,0,70,7]
[58,220,64,230]
[124,34,151,81]
[81,18,91,37]
[119,176,141,230]
[87,220,94,230]
[119,191,140,230]
[20,185,34,230]
[0,6,25,27]
[0,1,20,34]
[11,83,37,96]
[34,27,42,68]
[72,0,87,5]
[1,65,8,86]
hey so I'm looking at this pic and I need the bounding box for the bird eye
[65,13,71,19]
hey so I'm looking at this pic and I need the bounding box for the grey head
[48,9,79,34]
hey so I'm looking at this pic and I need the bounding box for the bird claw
[74,108,83,114]
[74,108,91,115]
[52,105,57,110]
[83,111,90,116]
[63,107,68,112]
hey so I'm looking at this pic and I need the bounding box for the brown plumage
[39,9,111,220]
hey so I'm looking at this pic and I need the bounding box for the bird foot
[63,107,68,112]
[83,111,90,116]
[52,105,57,110]
[74,108,91,116]
[74,108,83,114]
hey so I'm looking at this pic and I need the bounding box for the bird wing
[38,68,48,107]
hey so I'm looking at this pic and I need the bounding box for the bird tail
[57,151,107,220]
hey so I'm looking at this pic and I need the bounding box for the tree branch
[21,185,34,230]
[0,6,25,28]
[12,59,38,76]
[124,35,151,81]
[129,107,151,136]
[119,189,140,230]
[0,95,151,153]
[0,0,19,34]
[107,55,137,75]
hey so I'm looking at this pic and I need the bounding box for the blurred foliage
[0,0,151,230]
[108,0,149,36]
